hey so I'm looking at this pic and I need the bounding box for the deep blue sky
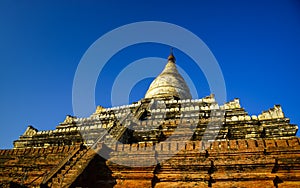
[0,0,300,148]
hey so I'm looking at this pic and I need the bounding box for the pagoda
[0,52,299,188]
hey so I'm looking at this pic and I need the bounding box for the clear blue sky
[0,0,300,148]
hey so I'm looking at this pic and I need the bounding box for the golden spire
[168,47,176,62]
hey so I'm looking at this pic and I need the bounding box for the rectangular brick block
[247,140,257,149]
[186,142,194,150]
[34,148,40,154]
[139,142,146,151]
[264,140,276,148]
[123,144,131,151]
[63,146,70,153]
[47,146,53,154]
[275,140,288,148]
[256,140,265,148]
[162,142,171,151]
[192,141,201,151]
[288,138,300,147]
[131,144,138,151]
[17,149,25,155]
[177,142,186,151]
[12,149,18,155]
[117,144,124,151]
[39,148,45,154]
[211,141,220,151]
[237,140,247,150]
[145,142,154,151]
[229,140,238,150]
[8,150,13,155]
[220,141,228,150]
[170,142,177,151]
[58,146,64,153]
[53,147,58,153]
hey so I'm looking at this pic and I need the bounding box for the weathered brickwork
[107,138,300,187]
[0,145,82,187]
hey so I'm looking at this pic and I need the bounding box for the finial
[168,47,176,62]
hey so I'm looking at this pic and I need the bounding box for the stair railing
[41,145,82,185]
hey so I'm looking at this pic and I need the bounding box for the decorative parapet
[95,105,105,114]
[57,115,78,129]
[202,94,216,103]
[111,138,300,153]
[221,98,241,110]
[63,115,76,124]
[258,105,285,120]
[23,125,38,136]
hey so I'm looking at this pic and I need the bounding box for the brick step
[64,165,71,170]
[67,169,78,174]
[58,168,80,178]
[51,177,59,184]
[78,150,86,155]
[62,175,74,184]
[61,182,72,187]
[57,173,65,179]
[57,169,78,179]
[51,182,63,188]
[61,169,67,174]
[71,157,79,161]
[64,172,75,179]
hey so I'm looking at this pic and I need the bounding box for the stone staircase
[42,121,127,187]
[102,113,133,148]
[48,147,96,188]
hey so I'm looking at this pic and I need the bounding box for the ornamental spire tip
[168,47,176,62]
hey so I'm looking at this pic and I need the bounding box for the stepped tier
[13,95,298,149]
[1,138,300,187]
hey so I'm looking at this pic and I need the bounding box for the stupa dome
[144,51,192,99]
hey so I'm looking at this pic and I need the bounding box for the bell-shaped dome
[144,52,192,99]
